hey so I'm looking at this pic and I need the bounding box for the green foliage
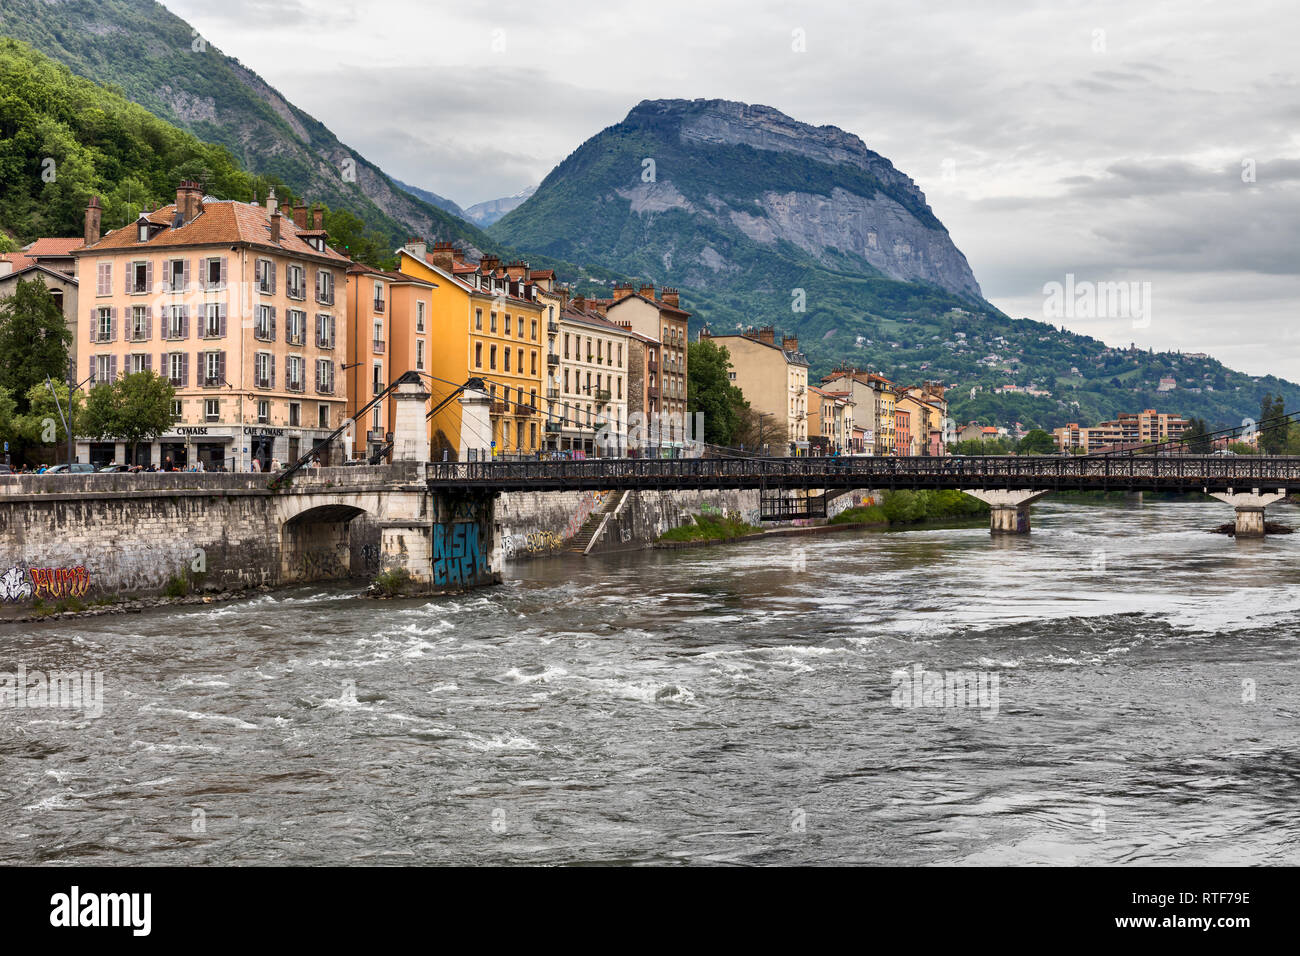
[1259,393,1287,454]
[1017,428,1057,455]
[163,573,190,598]
[12,380,82,448]
[687,339,746,446]
[1183,417,1211,454]
[659,511,762,542]
[79,371,175,458]
[949,437,1016,456]
[828,505,888,525]
[0,278,72,414]
[374,568,414,596]
[1227,441,1260,456]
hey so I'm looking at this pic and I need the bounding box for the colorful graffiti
[2,566,92,601]
[432,521,485,587]
[500,530,565,558]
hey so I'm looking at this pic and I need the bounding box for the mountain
[391,177,468,220]
[491,98,1299,429]
[465,186,537,226]
[0,0,496,257]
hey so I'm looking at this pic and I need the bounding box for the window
[416,340,425,371]
[373,406,381,429]
[531,319,537,340]
[205,399,220,422]
[131,306,148,341]
[168,353,185,386]
[203,303,221,338]
[530,351,537,375]
[617,344,623,367]
[504,313,511,337]
[373,280,384,312]
[96,262,111,297]
[138,224,149,243]
[564,333,570,358]
[489,345,497,370]
[128,353,147,374]
[315,269,334,304]
[206,257,223,289]
[503,348,511,373]
[315,358,334,395]
[316,313,334,349]
[417,301,426,332]
[168,259,186,292]
[517,348,523,373]
[289,402,301,427]
[597,340,603,363]
[318,403,330,428]
[258,400,270,424]
[475,343,483,368]
[204,351,223,386]
[517,316,524,338]
[373,363,383,397]
[373,320,384,351]
[95,355,113,383]
[490,311,497,333]
[286,264,305,299]
[287,355,304,392]
[96,307,113,343]
[255,352,273,389]
[475,308,483,331]
[131,262,149,294]
[170,399,182,420]
[286,309,305,345]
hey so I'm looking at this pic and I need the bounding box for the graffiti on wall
[433,521,485,587]
[500,530,565,558]
[0,566,91,602]
[360,544,381,571]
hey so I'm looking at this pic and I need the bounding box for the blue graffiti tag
[432,521,483,587]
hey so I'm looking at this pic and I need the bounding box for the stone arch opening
[281,502,376,584]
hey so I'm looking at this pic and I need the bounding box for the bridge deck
[424,456,1300,495]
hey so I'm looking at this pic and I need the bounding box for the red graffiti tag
[28,566,91,600]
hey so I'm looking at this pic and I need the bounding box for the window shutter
[161,260,171,289]
[145,307,153,340]
[124,266,131,295]
[181,259,190,290]
[270,355,275,389]
[160,353,167,380]
[269,306,276,340]
[144,353,152,372]
[145,261,153,293]
[284,355,290,390]
[315,360,322,393]
[218,304,227,337]
[181,304,189,339]
[182,352,189,388]
[88,309,97,343]
[109,355,117,383]
[110,307,118,342]
[219,256,228,288]
[218,351,226,385]
[88,355,95,384]
[268,261,277,294]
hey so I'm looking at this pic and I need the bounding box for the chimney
[265,187,277,218]
[404,237,428,262]
[612,282,633,301]
[558,287,571,311]
[83,194,102,247]
[174,181,203,225]
[312,206,324,230]
[293,201,308,229]
[505,260,527,280]
[661,287,679,308]
[782,335,799,352]
[758,326,776,345]
[479,255,501,274]
[638,283,656,300]
[428,241,455,271]
[571,295,585,312]
[699,326,711,340]
[279,202,292,220]
[270,207,282,244]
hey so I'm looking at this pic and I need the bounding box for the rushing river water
[2,497,1299,866]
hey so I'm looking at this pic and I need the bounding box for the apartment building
[700,327,810,453]
[600,284,690,428]
[554,304,632,456]
[821,366,899,455]
[72,184,350,470]
[1054,408,1190,453]
[396,242,545,459]
[344,262,435,461]
[808,385,855,454]
[0,237,81,379]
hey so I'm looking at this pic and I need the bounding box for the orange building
[72,183,351,470]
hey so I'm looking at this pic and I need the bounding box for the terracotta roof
[562,307,632,335]
[403,250,533,306]
[0,261,77,284]
[526,268,555,279]
[25,237,83,258]
[1,253,35,271]
[80,200,350,264]
[605,290,691,319]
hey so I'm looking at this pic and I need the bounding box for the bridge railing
[424,455,1300,487]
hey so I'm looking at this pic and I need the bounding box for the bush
[163,574,190,598]
[374,568,413,596]
[660,511,763,543]
[829,505,888,525]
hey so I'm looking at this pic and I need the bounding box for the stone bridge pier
[1208,488,1287,537]
[962,489,1051,534]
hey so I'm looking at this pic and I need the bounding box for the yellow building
[396,241,544,458]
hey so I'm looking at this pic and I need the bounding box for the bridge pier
[1208,488,1287,537]
[962,489,1050,534]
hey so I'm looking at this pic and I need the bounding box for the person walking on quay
[163,456,174,472]
[251,457,262,473]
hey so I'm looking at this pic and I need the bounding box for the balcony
[287,379,304,393]
[367,429,386,442]
[647,382,660,396]
[203,377,223,389]
[517,405,536,417]
[544,418,561,433]
[547,321,559,334]
[373,298,385,314]
[490,401,508,416]
[647,361,658,374]
[546,387,560,400]
[594,388,612,404]
[546,353,559,367]
[372,339,385,354]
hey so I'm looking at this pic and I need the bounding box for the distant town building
[702,326,809,453]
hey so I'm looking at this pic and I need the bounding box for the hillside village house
[72,184,351,470]
[344,262,435,461]
[0,237,81,380]
[397,242,545,459]
[701,326,809,454]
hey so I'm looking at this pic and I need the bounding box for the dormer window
[138,223,149,242]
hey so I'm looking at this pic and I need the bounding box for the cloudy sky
[169,0,1299,378]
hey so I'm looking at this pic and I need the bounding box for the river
[2,497,1298,865]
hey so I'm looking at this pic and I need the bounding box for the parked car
[1210,449,1238,457]
[98,464,133,472]
[44,462,96,474]
[0,464,11,474]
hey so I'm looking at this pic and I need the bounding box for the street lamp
[46,373,94,466]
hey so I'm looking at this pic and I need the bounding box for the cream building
[556,306,632,456]
[701,327,809,453]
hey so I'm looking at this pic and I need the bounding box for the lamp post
[47,373,94,466]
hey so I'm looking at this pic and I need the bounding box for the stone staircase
[568,491,620,553]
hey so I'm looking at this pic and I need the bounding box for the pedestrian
[271,458,281,472]
[251,457,262,473]
[310,456,321,470]
[163,456,173,472]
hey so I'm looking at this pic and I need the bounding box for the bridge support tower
[962,489,1051,534]
[1208,488,1287,537]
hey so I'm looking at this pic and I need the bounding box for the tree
[1017,428,1057,455]
[1259,393,1287,454]
[686,339,746,447]
[0,277,72,415]
[1183,417,1211,454]
[80,371,175,462]
[12,380,83,454]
